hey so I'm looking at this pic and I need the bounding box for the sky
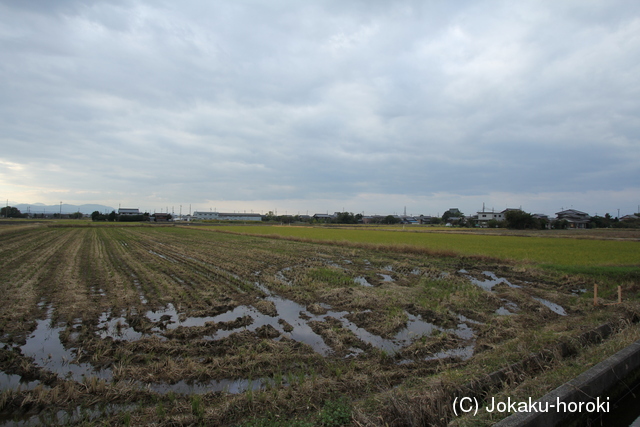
[1,0,639,217]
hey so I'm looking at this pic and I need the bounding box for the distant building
[400,216,419,224]
[555,209,590,228]
[118,208,140,216]
[151,213,171,222]
[532,213,551,229]
[193,211,261,221]
[476,210,506,227]
[418,215,433,224]
[312,213,335,222]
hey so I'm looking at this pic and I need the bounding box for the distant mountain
[15,203,117,215]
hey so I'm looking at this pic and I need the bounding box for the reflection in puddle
[354,277,373,287]
[1,403,136,427]
[97,283,478,358]
[131,273,148,304]
[462,271,520,292]
[147,378,265,395]
[275,267,293,285]
[21,306,112,382]
[424,345,475,361]
[97,311,144,341]
[533,297,567,316]
[148,250,177,263]
[495,300,519,315]
[0,372,41,391]
[5,282,479,398]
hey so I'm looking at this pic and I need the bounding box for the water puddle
[495,300,519,315]
[495,307,514,315]
[275,267,293,285]
[130,273,147,304]
[0,403,136,427]
[462,271,520,292]
[532,297,567,316]
[423,344,475,361]
[148,250,177,263]
[0,372,40,392]
[200,283,476,357]
[457,314,483,325]
[398,343,476,364]
[21,306,112,382]
[6,286,480,400]
[97,311,144,341]
[89,286,106,297]
[147,378,265,395]
[379,274,394,282]
[354,277,373,287]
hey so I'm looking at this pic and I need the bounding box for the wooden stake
[594,283,598,306]
[618,286,622,304]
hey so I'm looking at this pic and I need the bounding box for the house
[362,215,383,224]
[151,213,171,222]
[445,208,462,217]
[418,215,433,224]
[555,209,590,229]
[118,208,140,216]
[532,214,551,229]
[446,217,462,226]
[312,213,335,222]
[400,216,419,224]
[476,210,506,227]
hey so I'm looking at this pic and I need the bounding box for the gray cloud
[1,0,639,216]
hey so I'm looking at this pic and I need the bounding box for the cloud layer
[1,0,639,216]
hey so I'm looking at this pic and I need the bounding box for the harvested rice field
[0,223,639,426]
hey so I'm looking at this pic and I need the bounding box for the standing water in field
[461,271,520,292]
[21,306,113,382]
[532,297,567,316]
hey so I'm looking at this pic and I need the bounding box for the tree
[382,215,400,224]
[504,210,538,229]
[91,211,107,221]
[487,219,502,228]
[334,212,356,224]
[107,210,117,222]
[553,219,569,229]
[442,209,464,225]
[0,206,24,218]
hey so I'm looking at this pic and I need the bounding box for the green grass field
[212,225,640,268]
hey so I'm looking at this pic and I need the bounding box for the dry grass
[0,226,638,425]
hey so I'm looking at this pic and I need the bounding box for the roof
[555,209,589,216]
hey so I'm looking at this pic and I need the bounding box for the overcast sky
[1,0,639,217]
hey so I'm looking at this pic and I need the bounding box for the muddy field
[0,224,638,426]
